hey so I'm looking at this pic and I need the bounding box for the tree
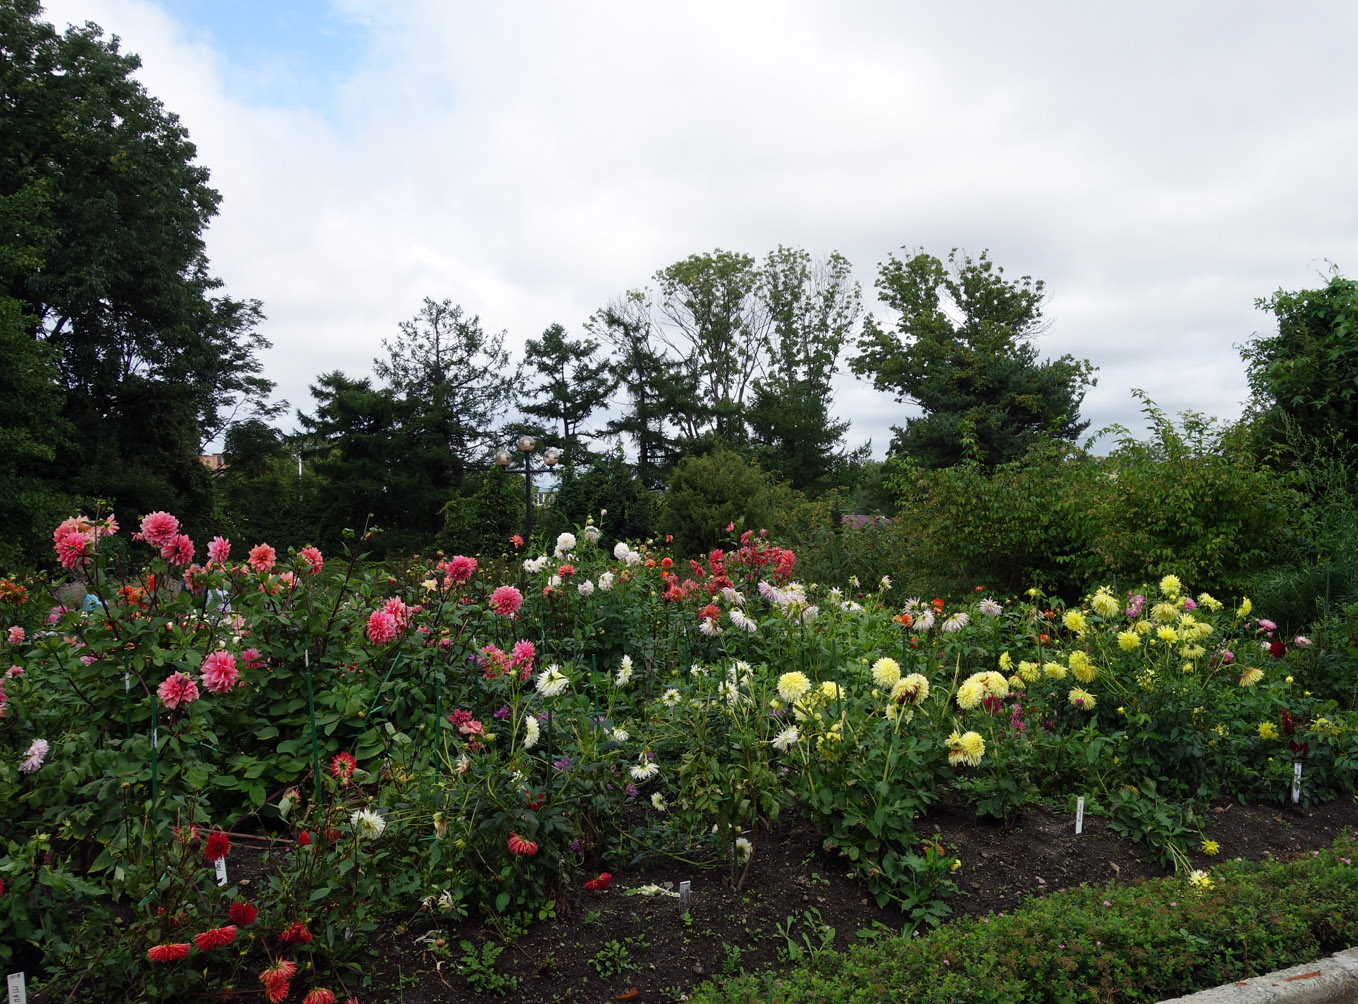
[747,247,861,490]
[589,294,689,487]
[517,323,613,463]
[653,250,772,443]
[662,450,770,559]
[374,298,517,494]
[1243,268,1358,450]
[0,1,276,446]
[850,248,1095,468]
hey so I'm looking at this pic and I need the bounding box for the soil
[359,793,1358,1004]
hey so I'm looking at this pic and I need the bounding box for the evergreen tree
[518,322,612,464]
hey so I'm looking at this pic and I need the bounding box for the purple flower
[625,783,639,799]
[553,757,572,771]
[1125,594,1145,618]
[493,704,511,720]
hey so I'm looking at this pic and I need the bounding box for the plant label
[1075,796,1084,834]
[1292,762,1303,804]
[215,857,228,886]
[7,972,27,1004]
[123,672,130,691]
[678,880,691,911]
[151,728,158,751]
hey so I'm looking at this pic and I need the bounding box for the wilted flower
[523,714,540,749]
[614,655,633,687]
[770,725,800,751]
[892,673,930,705]
[947,730,985,767]
[1238,668,1264,687]
[1188,869,1214,891]
[19,737,49,773]
[507,832,539,856]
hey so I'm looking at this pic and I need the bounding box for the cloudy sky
[38,0,1358,455]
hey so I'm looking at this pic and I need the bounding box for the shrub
[662,450,771,558]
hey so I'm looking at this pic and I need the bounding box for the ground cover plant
[2,511,1357,1001]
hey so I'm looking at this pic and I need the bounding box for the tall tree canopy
[517,322,612,463]
[850,247,1095,467]
[0,0,274,551]
[1243,268,1358,451]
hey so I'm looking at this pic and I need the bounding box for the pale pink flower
[366,610,398,644]
[6,666,22,678]
[1294,635,1313,648]
[297,545,324,576]
[7,626,24,644]
[19,738,49,773]
[201,651,240,693]
[247,544,276,573]
[489,585,523,617]
[382,596,410,631]
[207,536,231,565]
[140,512,180,548]
[158,672,200,710]
[241,648,265,669]
[161,534,195,567]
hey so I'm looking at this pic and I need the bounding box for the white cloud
[35,0,1358,454]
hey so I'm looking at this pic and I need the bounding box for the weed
[458,939,518,995]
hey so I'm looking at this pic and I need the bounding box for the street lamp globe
[543,447,561,467]
[518,435,536,453]
[493,449,512,468]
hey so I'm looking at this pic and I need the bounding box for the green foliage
[518,322,613,463]
[851,247,1095,468]
[688,834,1358,1004]
[437,469,524,557]
[1244,268,1358,449]
[458,939,519,994]
[662,450,771,558]
[541,448,660,555]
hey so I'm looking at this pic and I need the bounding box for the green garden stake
[435,672,442,741]
[305,647,321,806]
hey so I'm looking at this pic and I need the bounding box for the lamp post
[493,436,561,543]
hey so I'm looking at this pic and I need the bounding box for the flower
[1201,839,1220,855]
[578,579,596,597]
[1160,574,1182,597]
[350,808,386,840]
[1068,687,1096,710]
[523,714,540,749]
[956,678,985,710]
[1042,661,1067,680]
[259,959,297,995]
[892,673,930,705]
[1258,721,1279,739]
[871,657,902,688]
[366,609,398,644]
[770,725,801,751]
[978,597,1003,617]
[1117,630,1141,651]
[160,533,195,567]
[146,942,191,963]
[140,511,180,548]
[651,792,668,812]
[610,726,629,742]
[777,671,811,703]
[735,837,754,861]
[297,545,324,576]
[204,830,231,862]
[278,921,313,945]
[193,925,237,951]
[1157,625,1179,644]
[947,730,985,767]
[207,535,231,565]
[331,751,357,780]
[1188,869,1214,891]
[304,991,337,1004]
[630,760,659,782]
[1063,610,1087,633]
[157,672,200,711]
[489,585,524,617]
[730,607,757,632]
[247,543,276,573]
[536,664,570,697]
[1238,668,1264,687]
[941,611,970,633]
[1091,588,1119,618]
[54,529,91,570]
[1269,639,1287,659]
[507,832,539,856]
[201,650,240,693]
[229,901,258,926]
[660,688,680,707]
[1238,597,1252,618]
[584,872,613,891]
[554,532,576,556]
[1068,651,1096,683]
[880,576,892,590]
[615,655,634,687]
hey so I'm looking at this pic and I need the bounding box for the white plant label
[7,972,27,1004]
[1075,796,1085,834]
[678,879,691,910]
[1292,762,1303,804]
[214,857,228,886]
[123,672,130,691]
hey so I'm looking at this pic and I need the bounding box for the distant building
[200,453,227,473]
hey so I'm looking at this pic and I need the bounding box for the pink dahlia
[297,545,324,576]
[54,529,91,571]
[489,585,523,618]
[161,533,195,567]
[382,596,411,631]
[207,535,231,565]
[140,511,180,548]
[201,650,240,693]
[510,639,536,670]
[366,610,398,644]
[158,672,200,710]
[7,626,24,644]
[247,543,276,573]
[443,555,477,583]
[19,737,48,773]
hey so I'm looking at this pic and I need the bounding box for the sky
[37,0,1358,457]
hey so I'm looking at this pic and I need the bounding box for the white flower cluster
[554,532,576,557]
